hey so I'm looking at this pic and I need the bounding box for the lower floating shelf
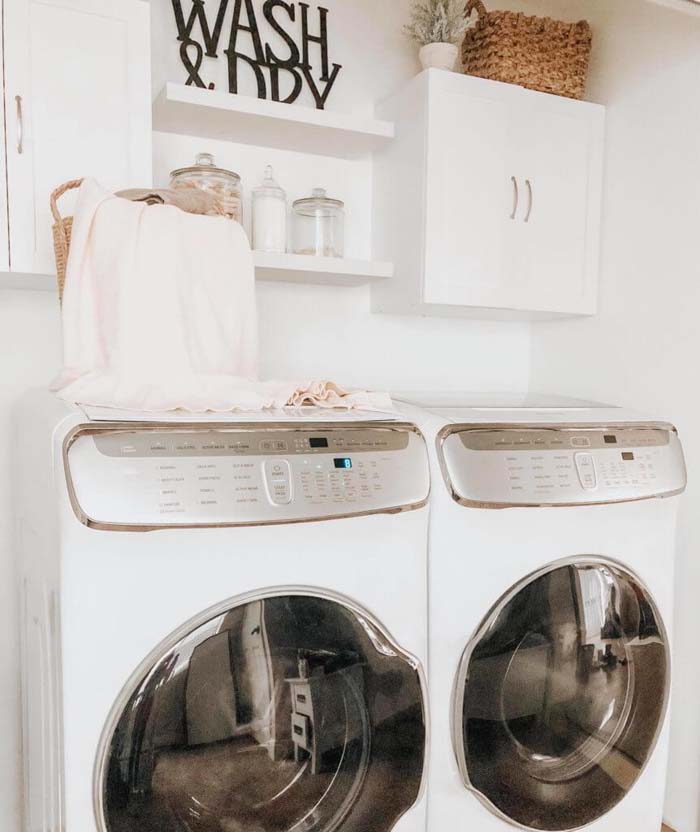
[647,0,700,13]
[0,272,57,292]
[253,252,393,286]
[0,254,393,293]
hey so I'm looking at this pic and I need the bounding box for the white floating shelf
[253,252,393,286]
[0,255,392,293]
[0,272,56,292]
[153,83,395,158]
[647,0,700,13]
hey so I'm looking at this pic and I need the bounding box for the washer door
[99,593,426,832]
[456,560,669,831]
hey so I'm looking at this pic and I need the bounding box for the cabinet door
[510,93,604,315]
[422,74,520,308]
[4,0,152,276]
[0,24,9,273]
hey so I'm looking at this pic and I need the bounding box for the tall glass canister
[252,165,287,253]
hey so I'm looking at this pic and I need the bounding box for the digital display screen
[622,452,635,461]
[604,435,618,445]
[334,458,353,469]
[309,438,329,448]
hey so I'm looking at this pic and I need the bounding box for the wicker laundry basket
[51,178,83,303]
[461,0,592,100]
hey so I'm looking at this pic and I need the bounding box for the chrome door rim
[93,585,430,832]
[450,554,671,832]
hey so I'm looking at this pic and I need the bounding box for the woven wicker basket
[461,0,592,101]
[51,178,83,303]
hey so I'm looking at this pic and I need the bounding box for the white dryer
[399,395,687,832]
[15,392,431,832]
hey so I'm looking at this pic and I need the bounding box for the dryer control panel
[64,424,430,529]
[440,424,687,508]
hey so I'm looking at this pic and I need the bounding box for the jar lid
[170,152,241,183]
[253,165,286,199]
[293,187,344,213]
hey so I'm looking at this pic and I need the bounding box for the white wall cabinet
[372,70,605,319]
[3,0,152,277]
[0,26,9,274]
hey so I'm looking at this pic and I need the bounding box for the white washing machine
[15,391,431,832]
[398,395,687,832]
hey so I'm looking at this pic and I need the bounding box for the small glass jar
[292,188,345,258]
[252,165,287,253]
[169,152,243,222]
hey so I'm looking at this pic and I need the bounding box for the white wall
[0,4,530,832]
[151,0,418,116]
[509,0,700,828]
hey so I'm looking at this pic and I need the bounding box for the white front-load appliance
[399,396,687,832]
[15,392,431,832]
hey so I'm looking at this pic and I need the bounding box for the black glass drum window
[101,595,425,832]
[458,562,668,831]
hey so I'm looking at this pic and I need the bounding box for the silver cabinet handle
[15,96,23,154]
[510,176,519,220]
[524,179,533,223]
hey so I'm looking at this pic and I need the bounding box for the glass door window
[456,561,669,831]
[100,595,425,832]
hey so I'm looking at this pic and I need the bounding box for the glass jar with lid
[252,165,287,253]
[170,152,243,223]
[292,188,344,258]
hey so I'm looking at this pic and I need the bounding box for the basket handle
[50,179,84,224]
[465,0,487,19]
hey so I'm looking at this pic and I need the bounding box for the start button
[264,459,293,505]
[575,452,598,491]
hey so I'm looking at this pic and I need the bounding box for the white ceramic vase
[419,42,459,72]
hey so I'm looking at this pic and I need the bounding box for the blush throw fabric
[52,179,393,414]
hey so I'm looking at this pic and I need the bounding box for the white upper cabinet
[0,28,9,273]
[372,70,605,319]
[3,0,153,276]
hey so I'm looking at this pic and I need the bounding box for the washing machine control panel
[440,425,687,507]
[64,424,430,528]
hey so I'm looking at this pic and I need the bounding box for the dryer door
[98,593,426,832]
[455,560,669,831]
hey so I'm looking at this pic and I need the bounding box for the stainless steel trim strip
[436,422,687,509]
[524,178,533,223]
[510,176,519,220]
[15,95,23,154]
[92,585,431,832]
[62,421,430,531]
[450,554,672,832]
